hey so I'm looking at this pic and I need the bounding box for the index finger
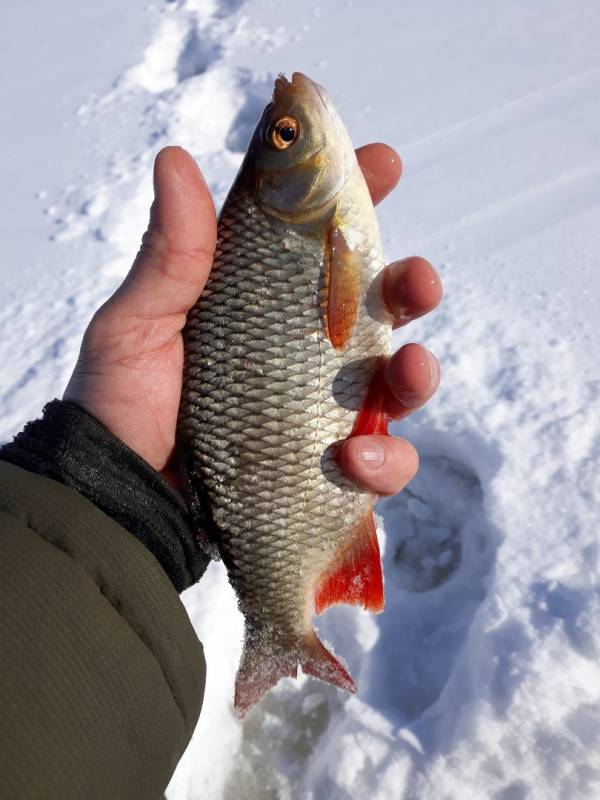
[356,143,403,205]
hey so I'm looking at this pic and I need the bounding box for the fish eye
[268,116,300,150]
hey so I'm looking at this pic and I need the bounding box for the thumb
[108,146,217,320]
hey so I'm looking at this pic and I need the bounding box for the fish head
[247,72,356,221]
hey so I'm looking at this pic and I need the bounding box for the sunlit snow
[1,1,600,798]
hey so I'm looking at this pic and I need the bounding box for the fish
[177,72,392,716]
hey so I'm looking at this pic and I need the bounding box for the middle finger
[383,257,443,328]
[384,343,440,420]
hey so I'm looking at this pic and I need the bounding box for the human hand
[64,145,441,494]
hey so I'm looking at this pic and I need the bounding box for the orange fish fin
[324,227,361,350]
[314,510,384,615]
[350,359,390,437]
[301,630,357,694]
[234,636,298,718]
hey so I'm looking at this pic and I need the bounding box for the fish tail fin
[300,630,357,695]
[234,635,298,718]
[234,629,356,717]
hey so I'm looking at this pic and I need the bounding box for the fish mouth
[273,72,329,109]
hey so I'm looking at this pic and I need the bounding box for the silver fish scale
[179,174,390,640]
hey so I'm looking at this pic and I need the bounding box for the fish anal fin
[314,511,384,615]
[325,227,361,350]
[351,359,390,437]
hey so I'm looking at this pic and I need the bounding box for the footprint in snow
[176,28,222,83]
[363,450,499,725]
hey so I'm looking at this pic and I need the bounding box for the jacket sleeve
[0,405,207,799]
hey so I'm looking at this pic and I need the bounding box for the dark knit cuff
[0,400,209,592]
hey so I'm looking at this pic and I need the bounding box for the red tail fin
[234,630,356,717]
[300,631,357,695]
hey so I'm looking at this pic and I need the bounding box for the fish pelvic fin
[234,629,357,717]
[314,510,384,615]
[350,358,390,437]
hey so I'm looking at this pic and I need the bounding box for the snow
[2,1,600,798]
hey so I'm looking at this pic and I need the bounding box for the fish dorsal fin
[324,226,361,350]
[314,510,384,615]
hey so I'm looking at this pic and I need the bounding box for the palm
[65,146,441,496]
[66,321,184,472]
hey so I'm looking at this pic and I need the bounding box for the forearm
[0,404,207,799]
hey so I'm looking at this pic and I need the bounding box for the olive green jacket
[0,460,206,799]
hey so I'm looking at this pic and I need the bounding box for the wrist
[0,399,208,591]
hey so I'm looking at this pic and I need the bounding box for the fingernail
[389,347,440,408]
[426,349,440,391]
[395,391,422,408]
[358,440,386,471]
[383,260,410,319]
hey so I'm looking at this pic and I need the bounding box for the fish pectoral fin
[314,510,385,615]
[324,226,361,350]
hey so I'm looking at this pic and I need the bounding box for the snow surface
[2,1,600,798]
